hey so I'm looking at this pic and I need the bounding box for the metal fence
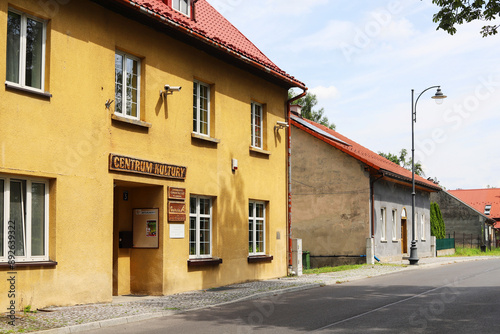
[440,232,497,251]
[436,237,455,251]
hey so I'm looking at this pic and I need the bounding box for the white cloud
[310,85,341,101]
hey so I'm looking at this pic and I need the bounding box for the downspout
[286,88,307,271]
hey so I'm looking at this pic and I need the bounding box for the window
[0,175,49,262]
[251,102,263,149]
[115,51,141,120]
[193,81,210,136]
[189,196,212,258]
[392,209,397,241]
[6,9,46,92]
[421,214,426,240]
[172,0,191,16]
[380,208,387,241]
[249,201,265,255]
[485,205,492,215]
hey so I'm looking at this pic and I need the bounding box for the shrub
[430,202,445,239]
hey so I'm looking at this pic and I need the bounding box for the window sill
[380,240,388,243]
[191,132,220,144]
[111,114,152,128]
[0,261,57,268]
[5,82,52,98]
[249,146,271,156]
[187,257,222,267]
[392,240,399,243]
[247,255,273,263]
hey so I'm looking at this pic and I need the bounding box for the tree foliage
[431,0,500,37]
[288,90,336,130]
[430,202,446,239]
[378,149,425,176]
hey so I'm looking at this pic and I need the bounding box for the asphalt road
[86,259,500,333]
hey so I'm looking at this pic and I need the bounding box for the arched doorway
[401,208,408,254]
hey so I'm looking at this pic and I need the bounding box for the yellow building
[0,0,305,309]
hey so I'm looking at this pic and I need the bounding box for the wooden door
[401,218,407,254]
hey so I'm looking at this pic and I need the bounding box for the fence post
[453,231,456,249]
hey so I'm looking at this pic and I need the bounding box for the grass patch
[303,263,402,275]
[448,247,500,257]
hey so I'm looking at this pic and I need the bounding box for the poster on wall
[133,208,159,248]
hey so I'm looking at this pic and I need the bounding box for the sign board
[168,201,186,222]
[168,187,186,200]
[133,208,159,248]
[109,154,187,180]
[169,224,185,239]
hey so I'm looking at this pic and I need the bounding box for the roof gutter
[286,89,307,270]
[117,0,306,90]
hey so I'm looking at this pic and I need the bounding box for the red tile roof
[449,189,500,222]
[291,116,441,191]
[112,0,305,89]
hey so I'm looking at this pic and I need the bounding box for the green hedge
[430,202,445,239]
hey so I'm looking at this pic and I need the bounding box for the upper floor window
[115,51,141,120]
[0,175,49,263]
[251,102,263,149]
[6,9,46,92]
[189,196,212,258]
[193,81,210,136]
[249,201,266,255]
[172,0,191,16]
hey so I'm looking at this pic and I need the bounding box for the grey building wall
[373,180,433,261]
[430,191,490,245]
[291,126,371,268]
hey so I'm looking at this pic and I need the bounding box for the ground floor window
[0,175,49,262]
[189,196,212,258]
[249,201,265,255]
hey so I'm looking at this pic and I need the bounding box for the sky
[207,0,500,191]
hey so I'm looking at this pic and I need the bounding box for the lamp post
[408,86,447,265]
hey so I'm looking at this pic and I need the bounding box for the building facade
[0,0,305,309]
[290,115,440,267]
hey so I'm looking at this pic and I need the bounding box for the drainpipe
[286,88,307,271]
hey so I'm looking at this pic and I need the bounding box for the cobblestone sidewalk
[1,256,496,334]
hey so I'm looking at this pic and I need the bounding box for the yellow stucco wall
[0,0,289,309]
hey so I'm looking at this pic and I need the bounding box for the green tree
[430,0,500,37]
[430,202,446,239]
[288,90,336,130]
[378,149,425,176]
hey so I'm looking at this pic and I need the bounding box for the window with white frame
[251,102,263,149]
[115,51,141,120]
[380,207,387,241]
[485,205,491,215]
[189,196,212,258]
[392,209,397,241]
[6,9,46,92]
[0,175,49,262]
[421,214,426,240]
[172,0,191,16]
[249,201,266,255]
[193,81,210,136]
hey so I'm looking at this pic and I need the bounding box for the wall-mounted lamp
[274,121,289,131]
[160,85,182,97]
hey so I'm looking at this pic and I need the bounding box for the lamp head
[431,87,447,105]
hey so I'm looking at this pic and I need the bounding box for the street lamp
[409,86,447,265]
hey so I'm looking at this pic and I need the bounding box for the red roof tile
[113,0,304,88]
[291,116,441,191]
[449,188,500,220]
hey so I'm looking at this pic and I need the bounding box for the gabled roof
[105,0,305,89]
[438,190,496,224]
[290,115,441,191]
[449,189,500,224]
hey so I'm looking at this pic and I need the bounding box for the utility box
[292,238,303,276]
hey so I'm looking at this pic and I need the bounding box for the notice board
[133,208,159,248]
